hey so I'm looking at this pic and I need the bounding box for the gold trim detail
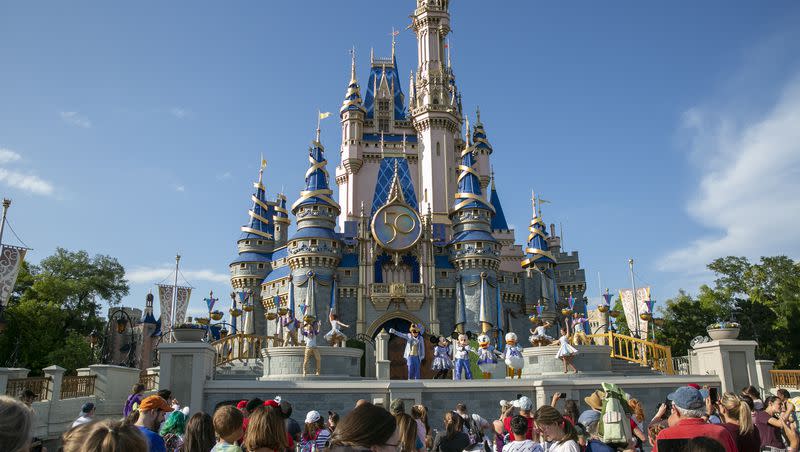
[240,227,273,239]
[251,195,271,212]
[248,210,271,225]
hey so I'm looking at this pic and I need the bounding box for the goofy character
[388,324,425,380]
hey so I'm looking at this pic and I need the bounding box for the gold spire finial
[476,105,481,124]
[258,153,267,184]
[464,115,470,146]
[531,190,537,218]
[391,27,399,60]
[349,46,357,83]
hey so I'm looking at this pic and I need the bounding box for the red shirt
[654,418,737,452]
[503,416,534,440]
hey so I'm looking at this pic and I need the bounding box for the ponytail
[534,405,578,443]
[737,399,753,435]
[720,392,753,435]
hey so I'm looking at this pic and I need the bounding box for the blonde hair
[244,406,289,452]
[395,412,418,452]
[628,398,645,423]
[0,395,33,452]
[61,419,147,452]
[720,392,753,435]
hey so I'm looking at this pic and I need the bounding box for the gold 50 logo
[371,204,422,251]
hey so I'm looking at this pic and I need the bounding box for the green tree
[655,290,719,357]
[0,248,129,373]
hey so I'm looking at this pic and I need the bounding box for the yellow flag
[318,111,332,120]
[260,153,267,168]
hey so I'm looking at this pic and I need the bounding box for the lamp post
[109,307,136,368]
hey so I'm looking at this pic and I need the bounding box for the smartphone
[560,392,567,399]
[709,387,718,404]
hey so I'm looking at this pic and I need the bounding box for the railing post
[42,365,66,401]
[607,331,614,358]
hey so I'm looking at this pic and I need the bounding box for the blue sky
[1,1,799,318]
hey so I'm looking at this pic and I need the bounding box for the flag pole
[628,258,640,338]
[171,254,180,340]
[0,199,11,246]
[316,110,321,142]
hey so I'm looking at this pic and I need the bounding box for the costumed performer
[279,308,299,346]
[529,320,554,346]
[502,332,524,379]
[476,333,501,379]
[431,335,453,379]
[570,312,589,346]
[388,324,425,380]
[555,327,578,373]
[453,333,476,380]
[301,317,321,376]
[324,312,349,347]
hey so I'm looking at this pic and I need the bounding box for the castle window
[456,244,462,250]
[436,142,441,156]
[257,263,265,269]
[378,119,390,132]
[440,271,447,278]
[513,277,519,284]
[476,242,483,249]
[240,263,246,269]
[332,242,337,248]
[245,240,251,245]
[257,240,263,245]
[344,270,352,277]
[276,225,281,232]
[311,239,318,245]
[312,206,318,211]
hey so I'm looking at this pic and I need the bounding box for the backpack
[598,394,632,446]
[463,415,490,452]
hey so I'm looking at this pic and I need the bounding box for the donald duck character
[476,333,500,379]
[502,332,524,378]
[389,323,426,380]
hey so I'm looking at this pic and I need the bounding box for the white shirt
[454,344,471,360]
[72,415,93,428]
[542,440,579,452]
[304,329,318,347]
[504,440,540,452]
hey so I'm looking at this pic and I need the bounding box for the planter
[173,327,206,342]
[707,327,740,340]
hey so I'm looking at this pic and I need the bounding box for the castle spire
[521,190,556,268]
[451,116,494,213]
[340,47,366,115]
[472,106,493,154]
[241,160,275,240]
[291,131,340,215]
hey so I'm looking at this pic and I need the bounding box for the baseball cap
[513,396,533,411]
[81,402,95,414]
[139,395,174,412]
[668,386,704,410]
[305,410,321,424]
[686,383,701,390]
[236,400,248,409]
[264,400,280,408]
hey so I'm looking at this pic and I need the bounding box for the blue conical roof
[489,184,509,230]
[291,141,341,214]
[453,139,493,213]
[521,205,556,268]
[241,165,275,241]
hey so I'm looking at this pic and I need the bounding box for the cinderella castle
[228,0,587,358]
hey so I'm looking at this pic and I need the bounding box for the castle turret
[521,195,558,327]
[229,159,275,335]
[411,0,463,225]
[288,131,342,326]
[139,292,158,369]
[338,49,367,221]
[472,107,492,192]
[449,117,500,334]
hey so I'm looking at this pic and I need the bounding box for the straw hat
[584,390,606,411]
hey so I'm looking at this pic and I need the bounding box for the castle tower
[411,0,463,225]
[274,193,290,248]
[521,195,558,326]
[448,118,500,334]
[288,131,342,328]
[471,107,492,192]
[229,160,276,335]
[338,49,367,223]
[139,292,158,369]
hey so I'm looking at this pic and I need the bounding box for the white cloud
[170,107,192,119]
[175,185,185,192]
[60,111,92,128]
[217,171,232,181]
[660,74,800,274]
[0,169,55,196]
[0,148,22,164]
[127,265,230,284]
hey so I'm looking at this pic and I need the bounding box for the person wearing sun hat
[135,395,174,452]
[583,390,605,412]
[652,386,736,452]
